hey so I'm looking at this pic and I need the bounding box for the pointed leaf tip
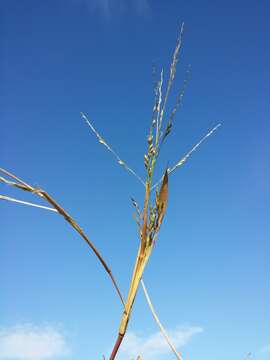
[157,169,169,231]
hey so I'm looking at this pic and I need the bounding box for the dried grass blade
[0,194,57,212]
[140,182,151,252]
[0,167,126,310]
[0,176,32,192]
[0,167,33,189]
[157,169,168,230]
[141,279,183,360]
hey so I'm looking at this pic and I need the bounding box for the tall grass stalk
[106,23,220,360]
[1,24,221,359]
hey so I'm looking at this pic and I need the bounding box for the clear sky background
[1,1,270,359]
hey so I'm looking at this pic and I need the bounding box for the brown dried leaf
[157,169,168,230]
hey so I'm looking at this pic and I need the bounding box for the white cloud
[117,326,203,360]
[260,344,270,353]
[0,324,69,360]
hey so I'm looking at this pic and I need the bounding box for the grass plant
[1,23,220,359]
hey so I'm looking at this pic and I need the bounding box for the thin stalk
[141,279,183,360]
[81,112,145,187]
[151,123,221,190]
[158,22,185,137]
[109,175,156,359]
[155,69,164,146]
[109,334,124,360]
[0,194,57,212]
[109,116,170,359]
[0,167,34,189]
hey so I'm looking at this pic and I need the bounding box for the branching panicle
[81,112,145,187]
[1,24,222,360]
[158,22,185,138]
[151,124,221,190]
[160,64,191,147]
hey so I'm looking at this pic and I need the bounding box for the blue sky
[1,0,270,359]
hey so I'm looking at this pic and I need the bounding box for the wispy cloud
[117,325,203,360]
[260,344,270,353]
[79,0,151,18]
[133,0,151,16]
[91,0,112,18]
[0,324,69,360]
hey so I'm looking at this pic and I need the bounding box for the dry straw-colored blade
[0,167,126,310]
[0,194,57,212]
[0,167,33,189]
[141,279,183,360]
[156,169,168,230]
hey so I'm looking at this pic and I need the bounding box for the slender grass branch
[0,194,57,212]
[141,279,183,360]
[151,123,221,190]
[159,64,191,150]
[81,112,145,187]
[169,123,221,173]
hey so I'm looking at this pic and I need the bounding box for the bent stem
[0,167,126,310]
[1,175,176,360]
